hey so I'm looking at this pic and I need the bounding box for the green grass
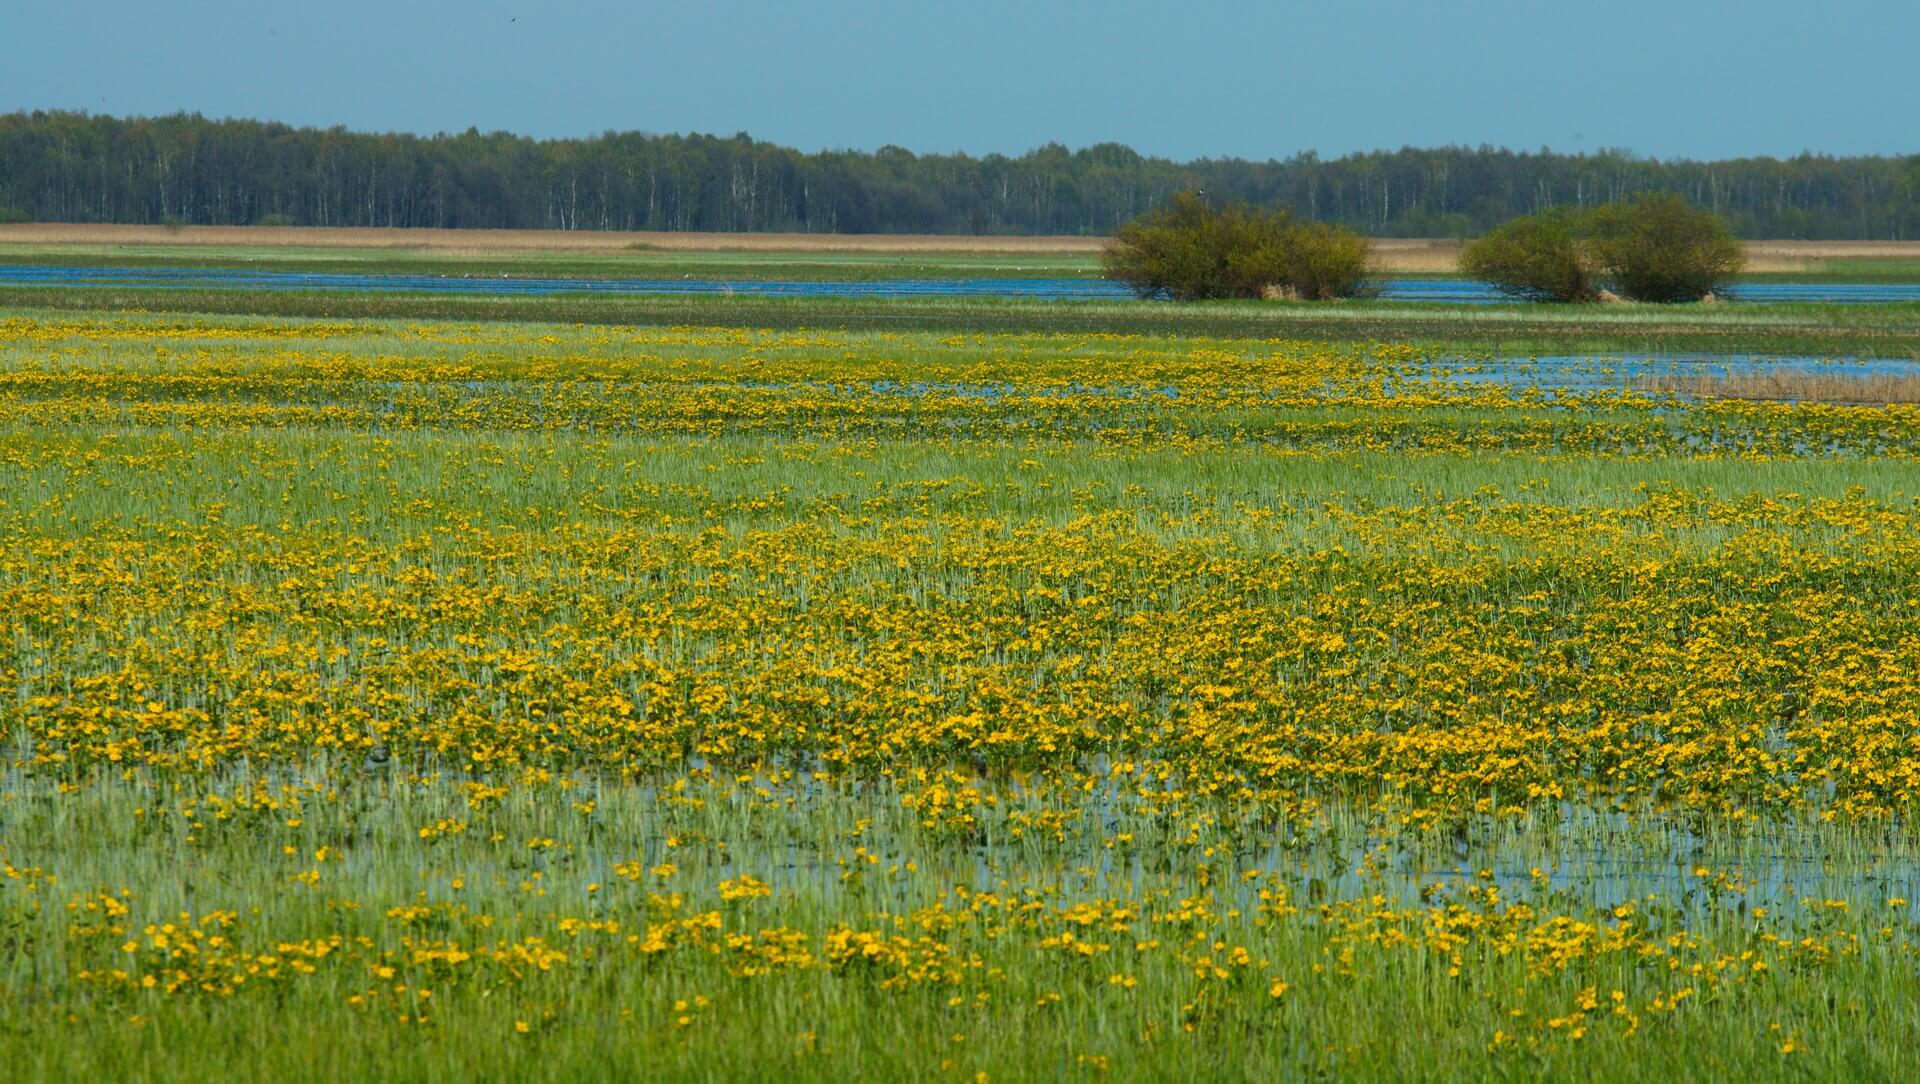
[1740,258,1920,284]
[6,287,1918,357]
[6,309,1920,1081]
[6,772,1916,1083]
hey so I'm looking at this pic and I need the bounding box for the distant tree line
[2,111,1917,239]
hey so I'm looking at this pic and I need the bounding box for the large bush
[1588,194,1747,303]
[1277,222,1375,301]
[1103,193,1372,301]
[1461,195,1745,303]
[1458,210,1595,302]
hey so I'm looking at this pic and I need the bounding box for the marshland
[4,304,1920,1080]
[5,41,1920,1077]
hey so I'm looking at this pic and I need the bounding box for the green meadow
[3,305,1920,1081]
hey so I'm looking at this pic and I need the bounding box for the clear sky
[4,0,1914,161]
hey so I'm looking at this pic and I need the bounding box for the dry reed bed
[1376,239,1920,273]
[6,224,1919,272]
[0,223,1106,254]
[1638,370,1920,404]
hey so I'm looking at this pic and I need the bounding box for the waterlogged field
[4,312,1920,1080]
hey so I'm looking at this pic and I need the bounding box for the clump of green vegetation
[1102,192,1373,301]
[1463,194,1746,302]
[1459,209,1597,302]
[1272,220,1375,301]
[1588,194,1747,302]
[0,205,29,224]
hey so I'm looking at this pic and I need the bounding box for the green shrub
[1459,210,1596,302]
[1280,221,1376,300]
[1589,193,1746,302]
[1103,193,1372,301]
[1461,195,1745,303]
[255,212,296,227]
[0,206,29,225]
[1102,192,1256,301]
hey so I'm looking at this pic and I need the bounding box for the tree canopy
[1,111,1916,239]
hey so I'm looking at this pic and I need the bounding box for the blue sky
[4,0,1914,161]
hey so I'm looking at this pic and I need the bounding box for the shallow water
[5,264,1920,304]
[1426,353,1920,395]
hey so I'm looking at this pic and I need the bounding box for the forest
[2,110,1917,239]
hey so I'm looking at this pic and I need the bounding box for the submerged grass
[5,287,1918,357]
[4,311,1920,1080]
[7,774,1918,1083]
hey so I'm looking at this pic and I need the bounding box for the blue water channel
[1425,353,1920,394]
[5,264,1920,304]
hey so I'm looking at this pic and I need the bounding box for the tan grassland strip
[1367,240,1462,273]
[0,223,1106,255]
[5,224,1919,270]
[1370,239,1920,274]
